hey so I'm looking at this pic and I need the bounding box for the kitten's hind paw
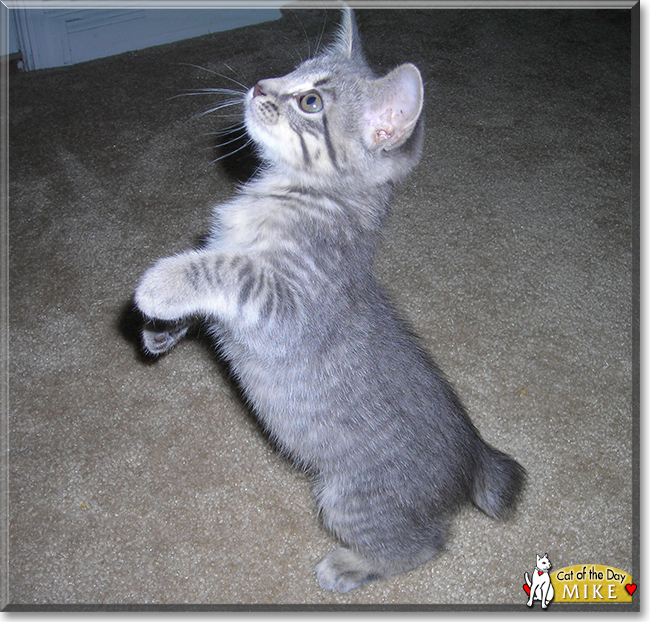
[315,548,382,593]
[142,321,189,356]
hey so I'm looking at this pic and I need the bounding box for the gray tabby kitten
[135,9,525,593]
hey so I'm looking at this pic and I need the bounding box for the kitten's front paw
[135,256,197,321]
[142,321,190,356]
[315,548,381,593]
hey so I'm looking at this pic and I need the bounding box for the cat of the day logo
[523,554,636,608]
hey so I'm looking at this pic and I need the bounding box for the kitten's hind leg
[315,548,382,593]
[315,480,448,592]
[142,320,190,356]
[315,545,438,593]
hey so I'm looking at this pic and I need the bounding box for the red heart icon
[523,584,531,596]
[625,584,637,596]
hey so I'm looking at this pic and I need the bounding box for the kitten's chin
[243,120,277,166]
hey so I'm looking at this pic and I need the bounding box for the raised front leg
[141,320,190,356]
[135,249,301,328]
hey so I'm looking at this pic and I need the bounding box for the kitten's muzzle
[250,82,280,125]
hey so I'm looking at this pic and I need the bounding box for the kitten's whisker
[221,62,250,86]
[176,88,247,97]
[211,113,245,121]
[214,131,250,148]
[211,137,254,163]
[205,122,247,137]
[189,110,241,123]
[194,100,245,119]
[277,34,305,64]
[176,62,250,90]
[208,130,247,141]
[290,10,311,58]
[314,9,329,56]
[250,160,268,179]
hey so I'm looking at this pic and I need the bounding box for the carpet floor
[6,6,636,609]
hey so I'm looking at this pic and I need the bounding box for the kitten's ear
[363,64,424,151]
[331,7,364,61]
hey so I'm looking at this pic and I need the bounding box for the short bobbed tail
[472,443,526,520]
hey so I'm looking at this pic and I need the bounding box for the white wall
[11,8,282,70]
[9,11,20,55]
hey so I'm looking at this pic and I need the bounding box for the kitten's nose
[253,83,266,98]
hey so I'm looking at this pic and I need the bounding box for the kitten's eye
[298,91,323,113]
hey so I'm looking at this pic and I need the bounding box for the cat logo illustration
[524,553,555,609]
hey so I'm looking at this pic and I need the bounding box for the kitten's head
[245,9,424,188]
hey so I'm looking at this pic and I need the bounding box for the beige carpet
[6,6,637,610]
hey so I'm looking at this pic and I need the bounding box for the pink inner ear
[365,103,410,147]
[386,89,420,123]
[387,67,423,120]
[375,109,396,140]
[370,104,412,146]
[365,64,423,148]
